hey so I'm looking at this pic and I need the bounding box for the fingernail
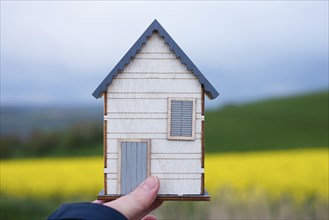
[141,176,158,190]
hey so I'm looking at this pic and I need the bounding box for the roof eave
[92,19,219,100]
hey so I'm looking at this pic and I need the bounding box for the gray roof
[92,19,219,100]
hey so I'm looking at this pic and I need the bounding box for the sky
[1,1,328,108]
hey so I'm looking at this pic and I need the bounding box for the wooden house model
[93,20,219,201]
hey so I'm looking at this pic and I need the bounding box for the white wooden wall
[105,33,203,195]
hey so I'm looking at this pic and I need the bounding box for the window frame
[167,97,196,140]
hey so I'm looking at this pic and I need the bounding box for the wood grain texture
[98,189,210,201]
[151,153,201,159]
[102,33,207,196]
[118,58,191,73]
[104,173,107,195]
[167,98,196,140]
[151,159,202,173]
[169,100,193,137]
[106,153,117,159]
[106,173,118,179]
[150,139,202,153]
[107,140,118,153]
[106,159,118,173]
[158,179,201,194]
[106,179,117,194]
[117,140,122,194]
[117,139,151,194]
[105,113,168,119]
[201,87,205,168]
[106,33,201,94]
[108,78,201,93]
[114,73,197,79]
[107,119,166,133]
[201,111,205,193]
[107,139,202,154]
[103,92,108,194]
[134,52,176,59]
[154,173,201,178]
[106,118,202,134]
[104,113,204,119]
[107,133,203,139]
[105,160,201,173]
[105,174,203,195]
[104,121,107,168]
[106,98,202,114]
[201,87,205,115]
[107,92,201,99]
[201,173,205,194]
[121,142,146,194]
[139,32,173,53]
[92,20,219,100]
[104,91,108,115]
[201,120,205,168]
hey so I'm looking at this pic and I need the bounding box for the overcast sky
[1,1,328,108]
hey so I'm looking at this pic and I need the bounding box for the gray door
[121,142,148,194]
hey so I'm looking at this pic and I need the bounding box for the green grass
[1,91,328,157]
[205,91,329,152]
[1,190,327,220]
[0,195,60,220]
[0,194,96,220]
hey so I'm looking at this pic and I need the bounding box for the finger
[104,176,160,219]
[92,199,106,204]
[137,200,163,219]
[142,215,158,220]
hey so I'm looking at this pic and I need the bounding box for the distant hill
[1,106,103,137]
[205,91,329,152]
[1,91,328,157]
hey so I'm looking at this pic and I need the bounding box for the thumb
[104,176,160,219]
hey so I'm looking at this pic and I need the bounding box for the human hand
[93,176,162,220]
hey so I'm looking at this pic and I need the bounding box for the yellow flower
[1,148,328,203]
[205,148,328,202]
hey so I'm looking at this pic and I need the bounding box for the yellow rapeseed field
[1,148,328,202]
[1,157,104,198]
[205,148,328,202]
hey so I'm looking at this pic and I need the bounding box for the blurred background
[1,1,328,219]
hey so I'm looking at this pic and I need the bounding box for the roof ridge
[92,19,219,100]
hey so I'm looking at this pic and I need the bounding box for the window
[167,98,196,140]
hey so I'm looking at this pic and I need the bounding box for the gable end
[92,19,219,100]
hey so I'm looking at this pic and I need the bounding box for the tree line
[1,122,103,158]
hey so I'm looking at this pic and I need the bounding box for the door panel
[121,141,148,194]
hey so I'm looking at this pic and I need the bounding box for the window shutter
[170,100,193,137]
[181,101,193,136]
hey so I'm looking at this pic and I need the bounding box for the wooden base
[97,189,210,201]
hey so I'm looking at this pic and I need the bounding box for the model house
[93,20,218,200]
